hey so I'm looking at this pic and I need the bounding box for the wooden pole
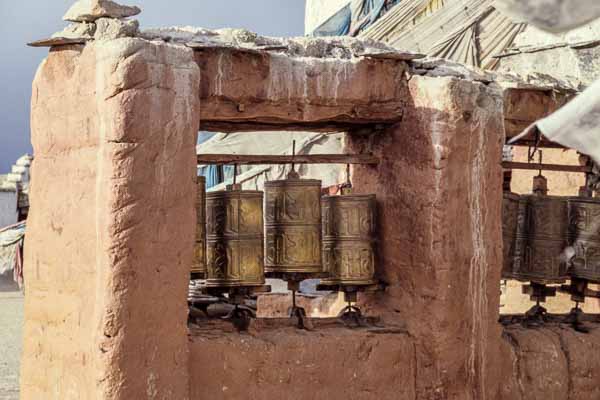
[502,161,591,173]
[197,154,379,165]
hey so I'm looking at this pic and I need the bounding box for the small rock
[51,22,96,39]
[64,0,141,23]
[95,18,139,40]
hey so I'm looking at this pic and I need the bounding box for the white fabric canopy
[500,0,600,163]
[494,0,600,33]
[360,0,525,69]
[197,132,345,191]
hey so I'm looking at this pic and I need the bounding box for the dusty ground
[0,280,23,400]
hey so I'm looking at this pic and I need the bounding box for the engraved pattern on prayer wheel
[320,194,377,285]
[568,198,600,283]
[512,195,569,284]
[501,192,520,280]
[191,176,207,276]
[264,178,322,274]
[205,189,265,287]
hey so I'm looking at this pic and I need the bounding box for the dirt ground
[0,279,23,400]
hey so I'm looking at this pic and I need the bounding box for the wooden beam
[197,154,379,165]
[502,161,591,173]
[506,138,567,149]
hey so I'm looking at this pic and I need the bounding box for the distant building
[0,154,32,228]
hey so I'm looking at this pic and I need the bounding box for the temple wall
[22,35,600,400]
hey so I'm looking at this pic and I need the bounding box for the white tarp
[500,0,600,163]
[197,132,345,192]
[360,0,526,69]
[0,222,25,289]
[494,0,600,33]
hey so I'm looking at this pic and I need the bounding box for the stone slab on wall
[22,38,200,399]
[257,292,345,318]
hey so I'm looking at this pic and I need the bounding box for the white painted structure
[0,181,18,229]
[0,155,32,229]
[305,0,350,34]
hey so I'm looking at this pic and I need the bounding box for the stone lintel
[194,49,409,132]
[503,87,573,140]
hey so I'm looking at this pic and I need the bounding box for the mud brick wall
[23,35,600,400]
[22,39,200,399]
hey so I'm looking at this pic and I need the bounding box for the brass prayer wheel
[320,193,377,286]
[501,192,520,279]
[512,194,570,284]
[568,197,600,283]
[205,185,265,287]
[264,175,322,274]
[191,176,207,276]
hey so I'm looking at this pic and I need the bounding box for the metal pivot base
[559,278,600,333]
[338,291,368,328]
[523,302,548,327]
[317,282,384,328]
[199,285,271,332]
[287,281,313,330]
[522,283,556,327]
[564,304,590,333]
[223,302,255,332]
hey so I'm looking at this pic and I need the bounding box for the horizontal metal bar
[502,161,591,173]
[197,154,379,165]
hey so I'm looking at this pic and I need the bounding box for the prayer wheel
[264,174,322,274]
[568,197,600,283]
[320,192,377,286]
[205,184,265,287]
[191,176,207,276]
[501,192,520,279]
[512,194,570,284]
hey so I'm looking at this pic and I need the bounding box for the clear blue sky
[0,1,306,172]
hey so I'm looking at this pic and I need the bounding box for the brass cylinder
[501,192,520,280]
[205,187,265,287]
[264,178,322,274]
[512,195,569,284]
[568,197,600,283]
[191,176,207,276]
[320,194,377,286]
